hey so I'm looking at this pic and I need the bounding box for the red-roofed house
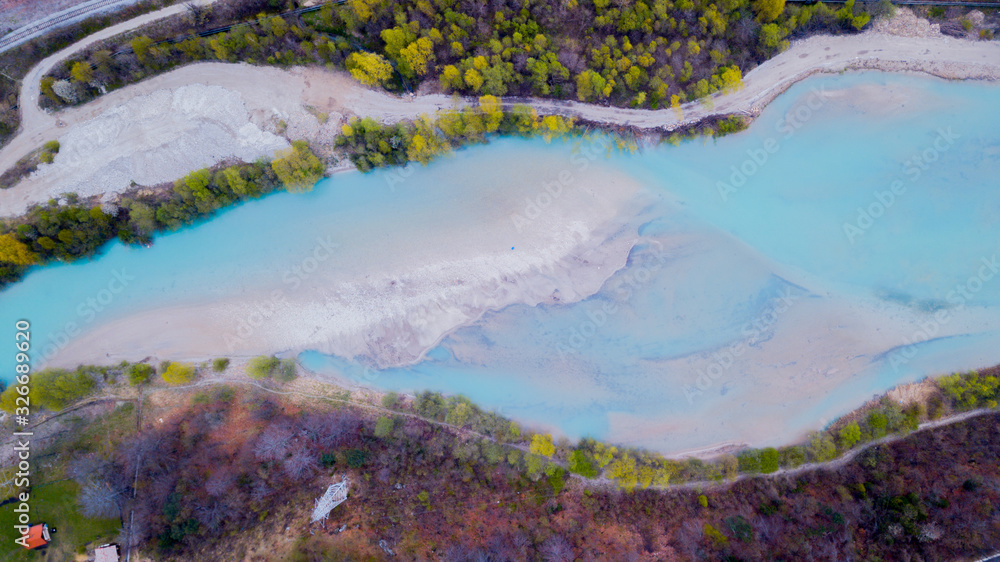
[20,523,50,549]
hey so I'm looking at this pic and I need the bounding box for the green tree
[131,36,154,65]
[575,70,608,102]
[759,23,784,50]
[759,447,780,473]
[346,52,394,87]
[269,16,288,37]
[808,431,837,462]
[866,410,888,439]
[567,450,598,477]
[126,363,153,386]
[247,355,280,380]
[212,358,230,372]
[40,76,60,104]
[162,362,196,385]
[839,421,862,449]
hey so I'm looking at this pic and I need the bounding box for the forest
[2,359,998,560]
[40,0,877,114]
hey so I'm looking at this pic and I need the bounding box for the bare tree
[283,448,319,481]
[254,424,293,461]
[196,498,235,531]
[249,480,273,504]
[300,411,360,449]
[539,536,574,562]
[78,480,122,519]
[204,470,235,497]
[68,453,108,484]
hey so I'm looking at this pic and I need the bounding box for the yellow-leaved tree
[753,0,785,23]
[161,362,196,385]
[0,234,37,265]
[346,52,394,87]
[529,433,556,457]
[271,141,324,192]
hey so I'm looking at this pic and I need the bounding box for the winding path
[1,6,999,216]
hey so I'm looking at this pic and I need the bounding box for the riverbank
[2,8,999,216]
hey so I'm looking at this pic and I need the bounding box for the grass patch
[0,480,120,560]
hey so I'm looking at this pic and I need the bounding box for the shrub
[162,362,196,385]
[737,449,761,473]
[127,363,154,386]
[807,432,837,463]
[939,371,999,410]
[567,450,598,478]
[276,359,297,382]
[866,410,888,439]
[212,358,230,372]
[374,416,394,438]
[381,391,399,409]
[759,447,780,473]
[0,368,96,412]
[839,421,862,449]
[726,515,754,543]
[698,494,709,508]
[703,523,729,548]
[247,356,280,380]
[344,449,367,468]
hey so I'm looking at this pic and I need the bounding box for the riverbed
[3,71,998,453]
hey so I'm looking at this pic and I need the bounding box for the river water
[4,71,999,452]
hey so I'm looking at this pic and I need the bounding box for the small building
[21,523,50,549]
[94,543,120,562]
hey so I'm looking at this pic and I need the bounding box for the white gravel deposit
[26,84,289,202]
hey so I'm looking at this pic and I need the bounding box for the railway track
[0,0,134,53]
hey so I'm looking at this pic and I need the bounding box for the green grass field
[0,479,120,560]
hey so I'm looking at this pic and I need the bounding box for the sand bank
[44,148,649,370]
